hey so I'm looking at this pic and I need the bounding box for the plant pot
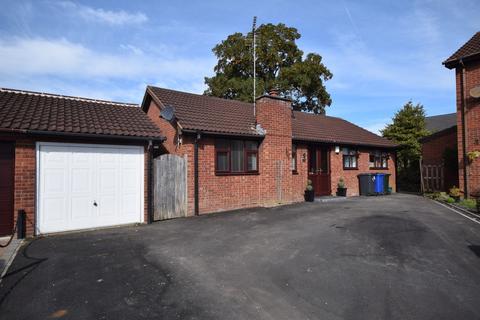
[336,187,347,197]
[304,189,315,202]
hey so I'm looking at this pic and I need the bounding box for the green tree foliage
[204,23,333,114]
[381,101,429,191]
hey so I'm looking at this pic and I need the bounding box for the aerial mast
[252,16,257,117]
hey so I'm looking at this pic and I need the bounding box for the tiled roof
[292,111,396,148]
[444,32,480,68]
[146,86,259,136]
[0,88,163,140]
[425,113,457,133]
[146,86,396,148]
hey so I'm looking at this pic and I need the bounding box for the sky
[0,0,479,134]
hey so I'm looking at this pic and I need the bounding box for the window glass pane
[247,152,258,171]
[351,156,357,168]
[231,140,244,172]
[245,141,258,151]
[215,139,229,150]
[309,147,317,172]
[217,152,229,171]
[291,145,297,170]
[382,157,388,168]
[342,148,349,155]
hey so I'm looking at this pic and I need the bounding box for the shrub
[449,186,461,198]
[459,199,477,211]
[446,197,455,204]
[338,178,346,188]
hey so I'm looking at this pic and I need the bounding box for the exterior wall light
[335,146,340,154]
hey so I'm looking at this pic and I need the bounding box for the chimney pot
[268,88,279,96]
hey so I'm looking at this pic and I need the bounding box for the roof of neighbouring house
[144,86,396,148]
[425,113,457,133]
[444,32,480,69]
[291,111,396,148]
[0,88,164,140]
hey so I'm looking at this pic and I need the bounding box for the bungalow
[0,88,164,237]
[141,86,397,216]
[443,31,480,198]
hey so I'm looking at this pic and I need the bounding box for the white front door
[37,143,144,234]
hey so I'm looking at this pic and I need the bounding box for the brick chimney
[255,89,294,203]
[255,89,292,137]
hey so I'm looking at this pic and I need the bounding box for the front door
[0,142,14,236]
[308,146,331,196]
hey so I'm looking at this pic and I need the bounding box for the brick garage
[419,113,458,192]
[444,32,480,198]
[142,86,397,216]
[0,89,164,237]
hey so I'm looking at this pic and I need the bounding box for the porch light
[335,146,340,154]
[302,153,307,162]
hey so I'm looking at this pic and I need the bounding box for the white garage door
[37,143,144,234]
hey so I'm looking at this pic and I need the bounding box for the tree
[381,101,429,191]
[204,23,333,114]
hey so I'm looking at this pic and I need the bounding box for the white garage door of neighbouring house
[37,143,144,234]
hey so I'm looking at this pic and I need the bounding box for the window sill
[369,167,389,170]
[215,172,260,176]
[343,167,359,170]
[292,170,299,175]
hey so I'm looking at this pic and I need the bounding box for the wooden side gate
[153,154,188,221]
[420,162,445,193]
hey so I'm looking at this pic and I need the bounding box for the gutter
[147,140,154,224]
[182,129,264,139]
[460,59,469,198]
[194,131,201,216]
[0,128,166,143]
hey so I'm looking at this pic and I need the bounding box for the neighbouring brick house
[443,32,480,198]
[0,88,164,237]
[142,86,397,216]
[420,113,458,191]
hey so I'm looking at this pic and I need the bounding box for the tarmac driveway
[1,194,480,319]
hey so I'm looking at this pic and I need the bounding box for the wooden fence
[153,154,187,221]
[420,162,444,193]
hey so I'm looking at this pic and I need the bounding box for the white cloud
[0,37,211,78]
[56,1,147,25]
[0,37,215,100]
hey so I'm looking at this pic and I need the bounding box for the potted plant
[304,179,315,202]
[336,177,347,197]
[467,150,480,163]
[449,186,461,202]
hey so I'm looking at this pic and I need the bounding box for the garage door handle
[93,201,98,207]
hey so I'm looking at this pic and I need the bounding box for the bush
[458,199,477,211]
[446,197,455,204]
[449,186,461,198]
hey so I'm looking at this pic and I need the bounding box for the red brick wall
[421,128,459,191]
[422,128,457,165]
[329,147,396,196]
[146,100,179,154]
[13,139,36,237]
[455,60,480,197]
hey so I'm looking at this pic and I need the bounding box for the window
[369,151,389,169]
[291,144,297,172]
[342,148,358,169]
[215,139,259,174]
